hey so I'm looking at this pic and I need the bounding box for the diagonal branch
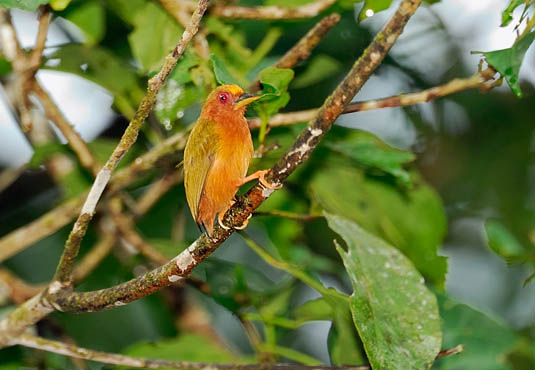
[51,0,210,286]
[249,13,340,92]
[40,0,423,314]
[247,67,498,129]
[212,0,336,19]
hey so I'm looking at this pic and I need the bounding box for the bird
[183,84,279,236]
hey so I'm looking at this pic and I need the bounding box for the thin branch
[212,0,336,19]
[247,67,498,129]
[51,0,209,286]
[109,198,169,265]
[32,81,100,175]
[249,13,340,92]
[0,130,188,262]
[36,0,423,315]
[12,333,368,370]
[0,196,85,263]
[28,6,52,72]
[134,170,184,216]
[0,269,42,305]
[73,229,116,283]
[436,344,465,359]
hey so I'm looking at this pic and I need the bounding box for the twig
[212,0,336,19]
[436,344,465,359]
[34,0,423,314]
[51,0,209,286]
[134,171,184,216]
[31,81,100,175]
[247,67,498,129]
[73,229,116,283]
[249,13,341,92]
[0,269,42,305]
[109,198,169,265]
[0,130,188,262]
[0,196,85,263]
[11,333,368,369]
[28,6,52,72]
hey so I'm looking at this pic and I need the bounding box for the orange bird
[183,84,278,236]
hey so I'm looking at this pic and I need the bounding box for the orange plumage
[183,85,265,236]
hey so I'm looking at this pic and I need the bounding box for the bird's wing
[184,118,219,223]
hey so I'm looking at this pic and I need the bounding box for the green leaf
[43,44,144,110]
[292,54,342,89]
[501,0,525,27]
[50,0,69,10]
[359,0,394,21]
[253,66,294,118]
[0,0,49,11]
[435,295,516,370]
[122,334,238,363]
[170,49,201,85]
[28,142,70,168]
[474,32,535,98]
[0,58,11,75]
[210,53,241,86]
[309,164,448,286]
[325,213,442,370]
[155,82,204,130]
[293,297,333,321]
[485,219,527,261]
[128,2,184,72]
[103,0,146,25]
[64,1,105,45]
[325,129,416,187]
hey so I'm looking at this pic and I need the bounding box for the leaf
[122,334,238,363]
[253,66,294,118]
[49,0,69,10]
[43,44,144,108]
[128,2,184,72]
[293,297,333,321]
[309,164,448,286]
[0,0,49,11]
[485,219,527,261]
[0,58,11,75]
[292,54,342,89]
[359,0,394,21]
[474,32,535,98]
[155,82,204,130]
[103,0,146,25]
[170,49,201,85]
[64,1,106,45]
[434,295,516,370]
[501,0,526,27]
[210,53,241,86]
[325,129,416,187]
[325,213,442,370]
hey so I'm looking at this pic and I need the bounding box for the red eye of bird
[218,92,229,104]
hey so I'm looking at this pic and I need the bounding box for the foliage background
[0,0,533,369]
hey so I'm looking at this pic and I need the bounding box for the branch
[249,13,340,92]
[11,333,368,370]
[37,0,423,314]
[247,67,498,129]
[28,6,52,72]
[0,130,188,262]
[212,0,336,19]
[52,0,209,286]
[32,81,100,175]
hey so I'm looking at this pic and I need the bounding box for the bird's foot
[217,212,231,230]
[234,213,252,230]
[242,170,282,190]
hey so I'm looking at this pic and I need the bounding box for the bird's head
[200,85,261,121]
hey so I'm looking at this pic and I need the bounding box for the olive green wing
[183,118,219,223]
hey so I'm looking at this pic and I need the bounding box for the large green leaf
[128,2,183,72]
[122,334,238,363]
[210,53,241,86]
[326,213,442,370]
[325,129,416,187]
[474,32,535,98]
[0,0,48,11]
[434,295,516,370]
[309,165,448,286]
[501,0,532,27]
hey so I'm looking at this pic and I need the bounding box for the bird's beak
[235,93,261,109]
